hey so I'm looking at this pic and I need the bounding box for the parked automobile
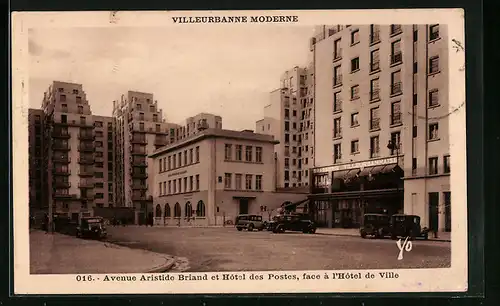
[267,213,317,234]
[76,217,107,239]
[359,213,391,238]
[390,214,429,240]
[235,214,265,231]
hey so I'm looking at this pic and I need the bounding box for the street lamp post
[387,140,402,213]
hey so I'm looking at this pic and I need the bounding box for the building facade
[30,81,117,221]
[307,24,450,231]
[149,128,308,226]
[256,66,315,189]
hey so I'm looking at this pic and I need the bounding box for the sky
[28,26,315,130]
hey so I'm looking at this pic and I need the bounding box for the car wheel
[361,231,367,238]
[309,228,316,234]
[423,233,429,240]
[391,234,397,240]
[237,227,243,231]
[258,228,263,231]
[248,224,254,231]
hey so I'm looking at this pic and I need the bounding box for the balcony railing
[370,61,380,72]
[370,89,380,101]
[78,169,94,176]
[131,147,147,155]
[79,194,94,201]
[390,52,403,65]
[53,143,71,151]
[53,192,74,199]
[369,118,381,130]
[333,74,343,87]
[131,172,148,179]
[369,31,381,44]
[132,160,148,167]
[391,82,402,95]
[52,130,70,138]
[94,155,104,162]
[78,181,94,188]
[78,133,95,140]
[53,168,71,175]
[132,183,148,190]
[54,181,71,188]
[130,137,147,144]
[78,157,94,164]
[52,155,71,163]
[78,144,94,152]
[390,112,403,125]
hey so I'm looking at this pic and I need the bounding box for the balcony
[370,61,380,72]
[54,181,71,188]
[370,89,380,101]
[94,155,104,162]
[52,129,70,138]
[130,147,147,155]
[132,183,148,190]
[53,143,71,151]
[132,160,148,167]
[131,172,148,179]
[369,118,381,131]
[79,194,94,201]
[154,138,168,146]
[52,155,71,163]
[390,112,403,126]
[53,192,74,199]
[391,82,402,95]
[78,181,94,188]
[333,74,343,87]
[53,168,71,176]
[369,31,381,44]
[78,168,94,176]
[78,144,94,152]
[78,157,94,164]
[78,132,95,140]
[130,137,147,144]
[390,52,403,65]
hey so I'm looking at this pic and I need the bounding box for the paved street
[105,226,451,272]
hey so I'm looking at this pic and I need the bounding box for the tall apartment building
[30,81,115,221]
[92,115,116,208]
[307,24,450,231]
[112,91,178,224]
[256,66,315,189]
[181,113,223,139]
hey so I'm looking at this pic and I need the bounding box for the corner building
[308,24,450,232]
[149,128,308,226]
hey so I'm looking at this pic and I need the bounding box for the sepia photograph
[12,9,467,295]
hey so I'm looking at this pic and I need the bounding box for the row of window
[158,175,201,196]
[284,169,308,181]
[333,131,402,162]
[156,201,206,218]
[425,155,451,175]
[224,144,263,163]
[223,173,263,190]
[158,146,201,173]
[284,120,313,133]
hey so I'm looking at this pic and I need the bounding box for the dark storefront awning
[332,170,349,179]
[357,164,395,177]
[308,188,402,201]
[345,169,360,179]
[282,198,309,210]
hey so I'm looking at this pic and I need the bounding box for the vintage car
[235,214,265,231]
[76,217,107,239]
[267,213,317,234]
[359,213,391,238]
[390,214,429,240]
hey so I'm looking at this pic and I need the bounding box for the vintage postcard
[11,9,467,295]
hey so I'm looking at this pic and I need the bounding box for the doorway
[428,192,439,232]
[239,199,249,214]
[444,192,451,232]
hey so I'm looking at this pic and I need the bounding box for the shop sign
[312,157,398,174]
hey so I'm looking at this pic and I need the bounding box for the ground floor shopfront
[306,157,404,229]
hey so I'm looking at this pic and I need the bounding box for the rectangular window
[390,132,402,155]
[333,118,342,138]
[350,85,360,100]
[370,107,380,130]
[413,29,418,42]
[350,29,360,45]
[195,175,200,190]
[167,181,171,194]
[369,24,380,44]
[391,70,402,95]
[444,155,451,173]
[333,91,342,112]
[370,136,380,158]
[390,24,402,35]
[429,56,440,73]
[235,145,242,161]
[370,49,380,72]
[245,146,253,162]
[429,89,439,107]
[184,150,187,165]
[333,65,342,86]
[351,112,359,126]
[245,174,253,190]
[429,24,440,41]
[183,177,187,192]
[391,101,402,125]
[413,62,418,73]
[173,179,177,193]
[189,149,193,164]
[178,152,182,167]
[256,175,262,190]
[334,38,342,59]
[225,144,232,160]
[224,173,232,189]
[413,126,418,138]
[351,140,359,154]
[351,57,360,72]
[235,174,242,190]
[391,40,402,65]
[429,123,439,140]
[284,171,290,181]
[370,78,380,100]
[189,176,193,191]
[429,157,438,175]
[334,144,342,163]
[195,146,200,162]
[255,147,262,163]
[412,158,417,174]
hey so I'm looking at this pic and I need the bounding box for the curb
[146,256,177,273]
[315,232,451,242]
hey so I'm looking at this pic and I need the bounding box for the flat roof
[149,128,279,158]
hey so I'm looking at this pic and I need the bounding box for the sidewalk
[30,230,175,274]
[315,227,451,242]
